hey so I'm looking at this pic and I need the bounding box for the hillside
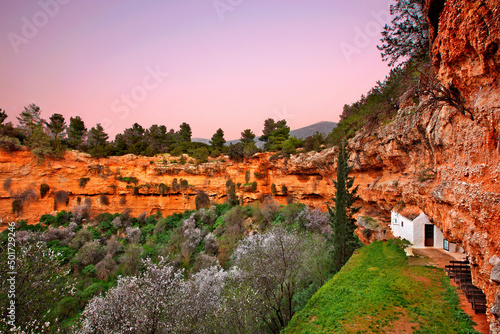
[289,121,337,139]
[284,241,478,334]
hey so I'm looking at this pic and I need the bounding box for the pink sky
[0,0,394,140]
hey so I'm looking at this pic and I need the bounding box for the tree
[87,124,109,157]
[240,129,256,145]
[259,118,290,151]
[0,109,7,125]
[47,113,67,139]
[67,116,87,149]
[178,122,192,142]
[230,227,319,333]
[0,243,71,333]
[328,139,360,272]
[74,259,184,334]
[114,123,147,155]
[377,0,429,67]
[16,104,45,136]
[241,129,259,158]
[210,128,226,149]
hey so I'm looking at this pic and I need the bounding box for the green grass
[283,241,480,334]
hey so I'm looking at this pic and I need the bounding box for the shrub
[79,177,90,188]
[158,183,169,195]
[254,172,265,179]
[281,185,288,195]
[118,176,138,185]
[55,190,69,205]
[133,186,140,196]
[172,178,180,192]
[250,181,257,192]
[245,171,251,183]
[0,135,21,151]
[3,177,12,191]
[95,254,118,280]
[12,199,23,213]
[38,183,49,198]
[99,194,110,206]
[271,183,277,196]
[74,240,104,266]
[195,191,210,210]
[180,179,188,189]
[82,264,96,277]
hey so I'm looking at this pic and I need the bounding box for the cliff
[0,0,499,330]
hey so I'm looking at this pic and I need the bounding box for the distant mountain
[193,121,337,146]
[289,121,337,139]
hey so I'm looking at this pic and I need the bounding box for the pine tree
[67,116,87,149]
[178,122,192,143]
[377,0,428,67]
[47,113,67,139]
[210,128,226,149]
[328,138,360,272]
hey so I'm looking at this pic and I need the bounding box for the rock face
[0,0,498,330]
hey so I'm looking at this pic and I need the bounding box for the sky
[0,0,394,140]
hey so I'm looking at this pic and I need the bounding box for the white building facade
[390,210,461,252]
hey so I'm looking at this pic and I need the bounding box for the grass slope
[284,241,479,334]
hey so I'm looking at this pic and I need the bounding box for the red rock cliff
[0,0,499,330]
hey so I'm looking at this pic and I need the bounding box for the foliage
[99,194,110,206]
[67,116,87,149]
[195,191,210,210]
[79,177,90,188]
[47,113,67,139]
[40,183,50,198]
[210,128,226,149]
[329,139,360,272]
[87,124,109,158]
[0,243,72,333]
[378,0,429,67]
[260,118,290,151]
[179,122,192,142]
[284,241,480,334]
[16,104,44,136]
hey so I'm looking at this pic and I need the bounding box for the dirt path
[409,248,489,334]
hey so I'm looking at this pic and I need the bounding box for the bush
[99,194,110,206]
[271,183,277,196]
[12,199,23,213]
[245,170,251,183]
[158,183,169,195]
[195,191,210,210]
[79,177,90,188]
[3,177,12,191]
[119,196,126,205]
[0,135,21,151]
[40,183,49,198]
[180,179,189,189]
[55,190,69,205]
[118,176,138,185]
[281,185,288,195]
[82,264,96,277]
[254,172,265,179]
[250,181,257,192]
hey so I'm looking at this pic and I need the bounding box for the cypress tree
[328,138,361,272]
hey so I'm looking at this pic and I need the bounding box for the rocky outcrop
[0,0,498,330]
